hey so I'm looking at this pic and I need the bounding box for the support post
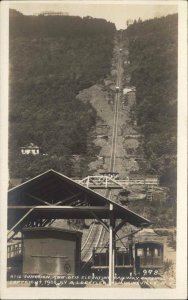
[105,176,108,188]
[109,203,115,286]
[86,176,89,188]
[132,243,136,275]
[7,207,35,241]
[129,234,136,275]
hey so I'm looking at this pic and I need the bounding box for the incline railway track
[81,222,95,251]
[81,43,122,270]
[110,50,122,173]
[81,223,103,262]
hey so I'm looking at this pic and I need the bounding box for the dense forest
[125,14,177,224]
[9,10,115,181]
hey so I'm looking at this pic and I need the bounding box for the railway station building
[7,169,151,285]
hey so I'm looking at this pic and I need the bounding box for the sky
[9,1,178,29]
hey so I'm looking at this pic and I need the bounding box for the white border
[0,2,9,299]
[1,1,187,299]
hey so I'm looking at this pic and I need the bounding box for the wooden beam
[82,186,121,189]
[114,219,127,233]
[115,227,143,242]
[84,192,88,203]
[25,193,51,206]
[36,206,108,211]
[54,192,82,206]
[8,205,109,211]
[42,219,55,227]
[9,206,40,209]
[8,207,35,240]
[90,211,109,232]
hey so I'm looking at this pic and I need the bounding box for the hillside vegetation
[9,10,115,180]
[125,14,177,225]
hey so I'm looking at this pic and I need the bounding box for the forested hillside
[9,10,115,180]
[125,14,177,206]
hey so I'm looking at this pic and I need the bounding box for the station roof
[22,226,83,237]
[8,169,151,229]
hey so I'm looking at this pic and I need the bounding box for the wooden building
[22,227,82,276]
[20,143,40,155]
[8,169,151,285]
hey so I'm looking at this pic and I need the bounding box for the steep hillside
[9,10,115,180]
[124,15,177,224]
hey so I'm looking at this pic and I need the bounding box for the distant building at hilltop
[39,11,69,16]
[20,143,40,155]
[126,19,134,27]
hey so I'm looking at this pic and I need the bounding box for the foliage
[125,14,177,210]
[163,259,173,272]
[9,10,115,180]
[168,240,176,250]
[128,199,176,227]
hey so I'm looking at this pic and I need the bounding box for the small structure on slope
[20,143,40,155]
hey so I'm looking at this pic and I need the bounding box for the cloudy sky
[9,1,178,29]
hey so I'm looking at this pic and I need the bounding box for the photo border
[0,1,187,299]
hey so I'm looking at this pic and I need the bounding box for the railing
[75,176,159,189]
[119,179,159,185]
[7,242,22,259]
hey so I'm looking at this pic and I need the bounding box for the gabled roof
[22,226,83,237]
[20,143,40,149]
[8,169,151,229]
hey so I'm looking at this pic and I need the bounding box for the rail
[81,224,104,265]
[81,222,95,251]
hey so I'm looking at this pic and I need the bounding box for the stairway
[147,186,154,201]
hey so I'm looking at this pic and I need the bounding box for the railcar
[91,246,133,276]
[91,241,164,276]
[135,241,164,275]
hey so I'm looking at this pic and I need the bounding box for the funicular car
[91,246,133,276]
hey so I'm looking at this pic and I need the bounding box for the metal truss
[76,175,125,189]
[75,175,159,189]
